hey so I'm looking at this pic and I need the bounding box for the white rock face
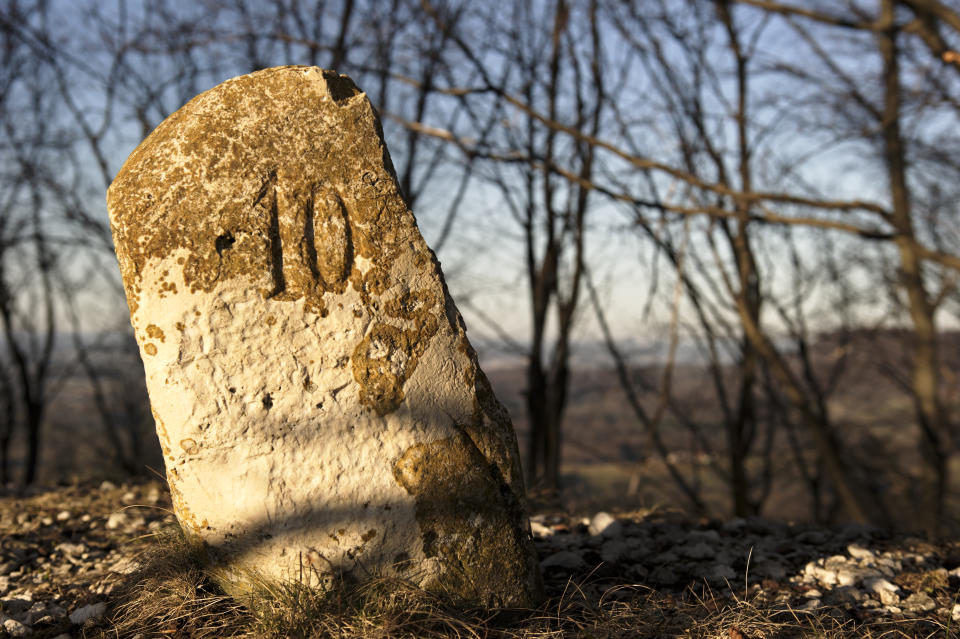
[107,66,542,607]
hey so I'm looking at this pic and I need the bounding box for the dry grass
[104,527,248,638]
[97,527,956,639]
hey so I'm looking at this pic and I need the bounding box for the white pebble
[2,618,29,637]
[864,577,899,594]
[847,544,874,560]
[105,512,128,530]
[588,512,619,537]
[903,592,936,612]
[69,602,107,625]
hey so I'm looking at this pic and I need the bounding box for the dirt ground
[2,480,960,638]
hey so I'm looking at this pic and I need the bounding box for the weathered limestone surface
[107,66,542,607]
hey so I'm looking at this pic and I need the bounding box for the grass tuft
[105,526,248,637]
[244,575,493,639]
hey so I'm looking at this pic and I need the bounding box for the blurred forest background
[1,0,959,535]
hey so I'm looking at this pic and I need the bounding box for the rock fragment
[903,592,936,613]
[104,513,127,531]
[588,512,619,537]
[2,617,29,638]
[847,544,874,560]
[541,551,588,571]
[68,602,106,625]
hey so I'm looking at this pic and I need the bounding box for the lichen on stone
[393,431,543,607]
[107,67,392,319]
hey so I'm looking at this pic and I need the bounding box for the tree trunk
[0,365,12,485]
[525,358,547,488]
[878,0,950,536]
[23,400,42,485]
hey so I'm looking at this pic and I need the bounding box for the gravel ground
[533,510,960,625]
[1,480,958,637]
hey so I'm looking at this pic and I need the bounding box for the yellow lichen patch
[383,289,438,322]
[393,432,543,607]
[146,324,166,342]
[351,324,411,415]
[144,343,158,356]
[152,407,172,457]
[351,314,439,415]
[351,282,441,415]
[265,315,277,326]
[106,67,394,320]
[312,185,352,286]
[167,478,206,536]
[454,332,528,505]
[175,322,185,331]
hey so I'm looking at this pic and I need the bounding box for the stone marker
[107,66,543,607]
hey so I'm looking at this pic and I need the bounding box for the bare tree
[417,0,610,494]
[410,0,960,528]
[584,0,886,522]
[0,2,68,484]
[727,0,958,532]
